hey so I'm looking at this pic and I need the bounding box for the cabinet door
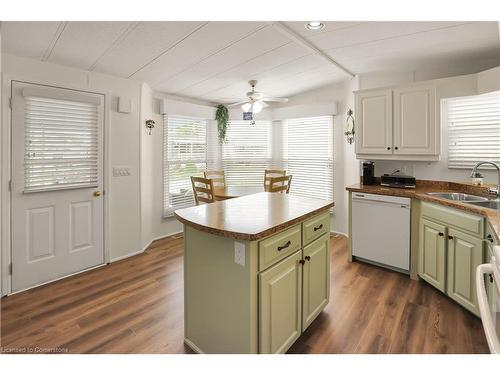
[302,233,330,330]
[447,228,483,316]
[355,89,393,154]
[393,84,437,155]
[418,218,446,292]
[259,250,302,354]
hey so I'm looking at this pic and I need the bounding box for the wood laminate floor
[0,235,489,354]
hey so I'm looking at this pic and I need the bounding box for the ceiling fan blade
[226,100,250,108]
[260,101,269,108]
[262,97,289,103]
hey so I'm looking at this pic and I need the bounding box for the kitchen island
[174,192,334,354]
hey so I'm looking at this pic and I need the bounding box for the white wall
[1,54,143,264]
[140,83,154,249]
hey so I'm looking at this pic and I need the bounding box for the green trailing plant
[215,104,229,144]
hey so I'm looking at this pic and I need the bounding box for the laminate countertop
[346,181,500,243]
[174,192,334,241]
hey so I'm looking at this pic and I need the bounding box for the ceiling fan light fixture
[252,101,263,114]
[305,21,324,31]
[241,103,252,112]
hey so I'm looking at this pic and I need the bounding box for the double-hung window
[163,115,207,217]
[284,116,334,200]
[447,91,500,169]
[222,120,271,186]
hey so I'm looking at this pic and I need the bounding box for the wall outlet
[113,166,132,177]
[234,241,246,267]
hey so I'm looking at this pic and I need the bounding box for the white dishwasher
[351,192,411,273]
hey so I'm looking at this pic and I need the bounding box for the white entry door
[11,82,105,292]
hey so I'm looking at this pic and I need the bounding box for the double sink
[427,192,500,210]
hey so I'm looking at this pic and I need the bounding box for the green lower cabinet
[418,218,447,292]
[418,202,486,317]
[446,228,483,316]
[302,233,330,330]
[259,250,303,354]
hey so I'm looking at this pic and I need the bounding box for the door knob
[93,191,102,197]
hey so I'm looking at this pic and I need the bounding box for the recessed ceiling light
[305,21,324,31]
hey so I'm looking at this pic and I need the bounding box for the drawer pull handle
[448,235,454,240]
[305,256,311,261]
[314,224,324,232]
[277,241,291,251]
[438,232,444,236]
[487,234,494,243]
[299,259,306,265]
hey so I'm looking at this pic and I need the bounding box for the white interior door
[11,82,105,292]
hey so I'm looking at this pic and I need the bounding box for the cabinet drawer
[259,225,301,271]
[421,201,484,237]
[302,211,330,246]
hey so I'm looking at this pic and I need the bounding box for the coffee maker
[362,161,375,185]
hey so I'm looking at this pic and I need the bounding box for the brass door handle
[93,191,102,197]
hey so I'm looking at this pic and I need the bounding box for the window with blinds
[284,116,333,200]
[222,120,271,186]
[24,95,100,192]
[163,115,207,216]
[447,91,500,169]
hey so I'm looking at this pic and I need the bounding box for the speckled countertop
[346,180,500,242]
[175,192,334,241]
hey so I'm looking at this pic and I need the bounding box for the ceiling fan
[225,80,289,114]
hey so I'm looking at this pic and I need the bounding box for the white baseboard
[110,249,145,263]
[110,230,184,263]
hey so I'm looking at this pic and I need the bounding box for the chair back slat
[264,169,286,191]
[191,176,215,205]
[268,175,292,194]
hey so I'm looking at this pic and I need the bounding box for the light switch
[113,166,132,177]
[234,241,246,267]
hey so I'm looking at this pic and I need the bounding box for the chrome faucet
[470,161,500,198]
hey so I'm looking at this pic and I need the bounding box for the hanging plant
[215,104,229,144]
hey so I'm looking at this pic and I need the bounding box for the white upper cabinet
[393,84,437,155]
[355,89,393,155]
[355,82,439,160]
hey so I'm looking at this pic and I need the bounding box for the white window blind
[447,91,500,168]
[24,95,100,192]
[163,115,207,216]
[284,116,333,200]
[222,120,271,186]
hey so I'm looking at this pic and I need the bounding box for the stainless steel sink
[467,200,500,210]
[426,192,489,202]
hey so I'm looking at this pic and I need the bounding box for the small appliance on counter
[362,161,375,185]
[380,171,416,189]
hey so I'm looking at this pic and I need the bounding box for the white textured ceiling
[2,21,500,103]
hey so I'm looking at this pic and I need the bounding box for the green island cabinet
[175,192,333,354]
[418,201,487,316]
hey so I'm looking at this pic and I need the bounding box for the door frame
[1,76,111,296]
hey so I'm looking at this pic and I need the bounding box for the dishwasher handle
[352,196,410,208]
